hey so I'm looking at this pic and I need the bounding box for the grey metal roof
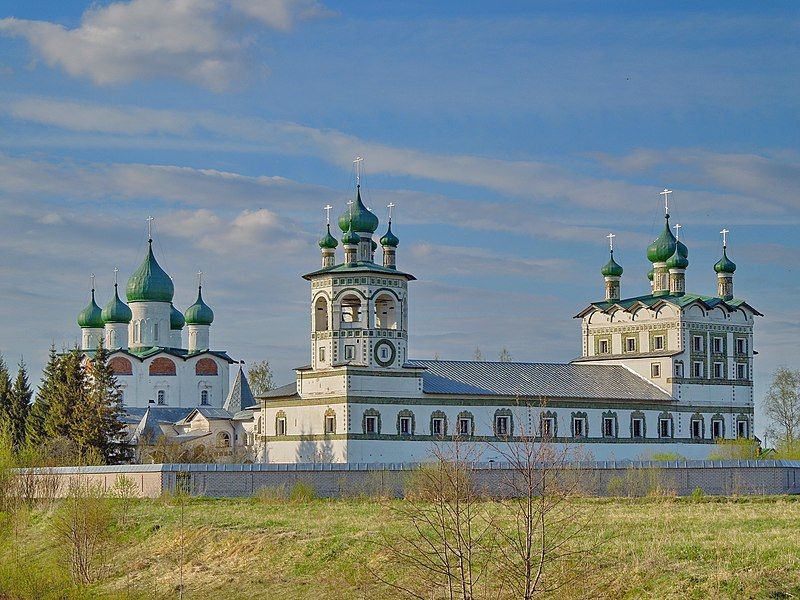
[261,382,299,399]
[125,407,194,424]
[223,366,255,413]
[407,360,673,402]
[572,350,681,362]
[232,409,256,421]
[190,407,233,420]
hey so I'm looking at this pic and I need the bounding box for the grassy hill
[1,494,800,599]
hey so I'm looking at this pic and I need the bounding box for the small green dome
[101,284,132,324]
[601,250,623,277]
[342,220,361,245]
[78,290,104,328]
[380,222,399,248]
[338,186,379,234]
[185,287,214,325]
[126,241,174,303]
[666,246,689,270]
[714,247,737,274]
[318,224,338,249]
[647,268,654,281]
[170,304,185,330]
[646,216,677,263]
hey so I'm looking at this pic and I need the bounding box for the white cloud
[6,96,798,221]
[0,0,330,90]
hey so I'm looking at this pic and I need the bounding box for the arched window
[157,390,166,405]
[216,431,231,448]
[374,294,398,329]
[200,390,209,405]
[340,294,362,325]
[108,356,133,376]
[153,322,159,342]
[149,357,176,376]
[314,296,329,331]
[195,358,218,376]
[108,329,117,347]
[430,410,447,437]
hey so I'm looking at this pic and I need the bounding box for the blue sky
[0,1,797,436]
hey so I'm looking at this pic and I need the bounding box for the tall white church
[255,185,760,464]
[77,236,235,410]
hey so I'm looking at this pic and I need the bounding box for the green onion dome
[101,284,132,324]
[126,241,174,303]
[184,286,214,325]
[666,246,689,270]
[170,304,185,330]
[338,186,379,234]
[646,216,677,263]
[714,247,737,274]
[380,222,400,248]
[318,224,338,249]
[342,220,361,245]
[78,289,104,328]
[600,250,623,277]
[647,268,654,282]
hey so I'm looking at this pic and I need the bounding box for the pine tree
[26,344,58,447]
[84,342,128,464]
[0,354,11,423]
[7,360,32,451]
[45,348,87,440]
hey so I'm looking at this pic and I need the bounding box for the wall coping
[18,459,800,475]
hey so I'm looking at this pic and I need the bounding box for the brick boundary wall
[19,460,800,499]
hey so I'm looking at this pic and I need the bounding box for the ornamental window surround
[602,414,617,438]
[494,409,513,438]
[625,337,637,353]
[658,415,673,438]
[736,363,748,380]
[275,411,287,436]
[713,362,724,379]
[711,418,724,440]
[630,411,646,438]
[652,335,665,350]
[571,414,587,438]
[691,416,704,439]
[737,419,749,439]
[692,361,704,378]
[397,410,415,436]
[651,362,661,378]
[456,411,474,437]
[692,335,704,352]
[344,345,355,360]
[674,362,684,378]
[712,337,724,354]
[430,411,447,438]
[736,338,748,355]
[598,339,610,354]
[324,414,336,434]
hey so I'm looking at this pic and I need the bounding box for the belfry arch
[374,293,399,329]
[314,296,329,331]
[340,294,362,326]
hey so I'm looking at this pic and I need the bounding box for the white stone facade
[255,192,760,464]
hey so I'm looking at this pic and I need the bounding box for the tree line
[0,343,128,465]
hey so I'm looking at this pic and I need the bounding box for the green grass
[1,496,800,599]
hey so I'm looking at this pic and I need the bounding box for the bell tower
[305,181,414,372]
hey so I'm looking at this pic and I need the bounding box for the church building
[76,229,259,460]
[256,185,760,463]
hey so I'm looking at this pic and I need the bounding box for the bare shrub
[380,440,494,600]
[487,411,609,599]
[53,481,113,584]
